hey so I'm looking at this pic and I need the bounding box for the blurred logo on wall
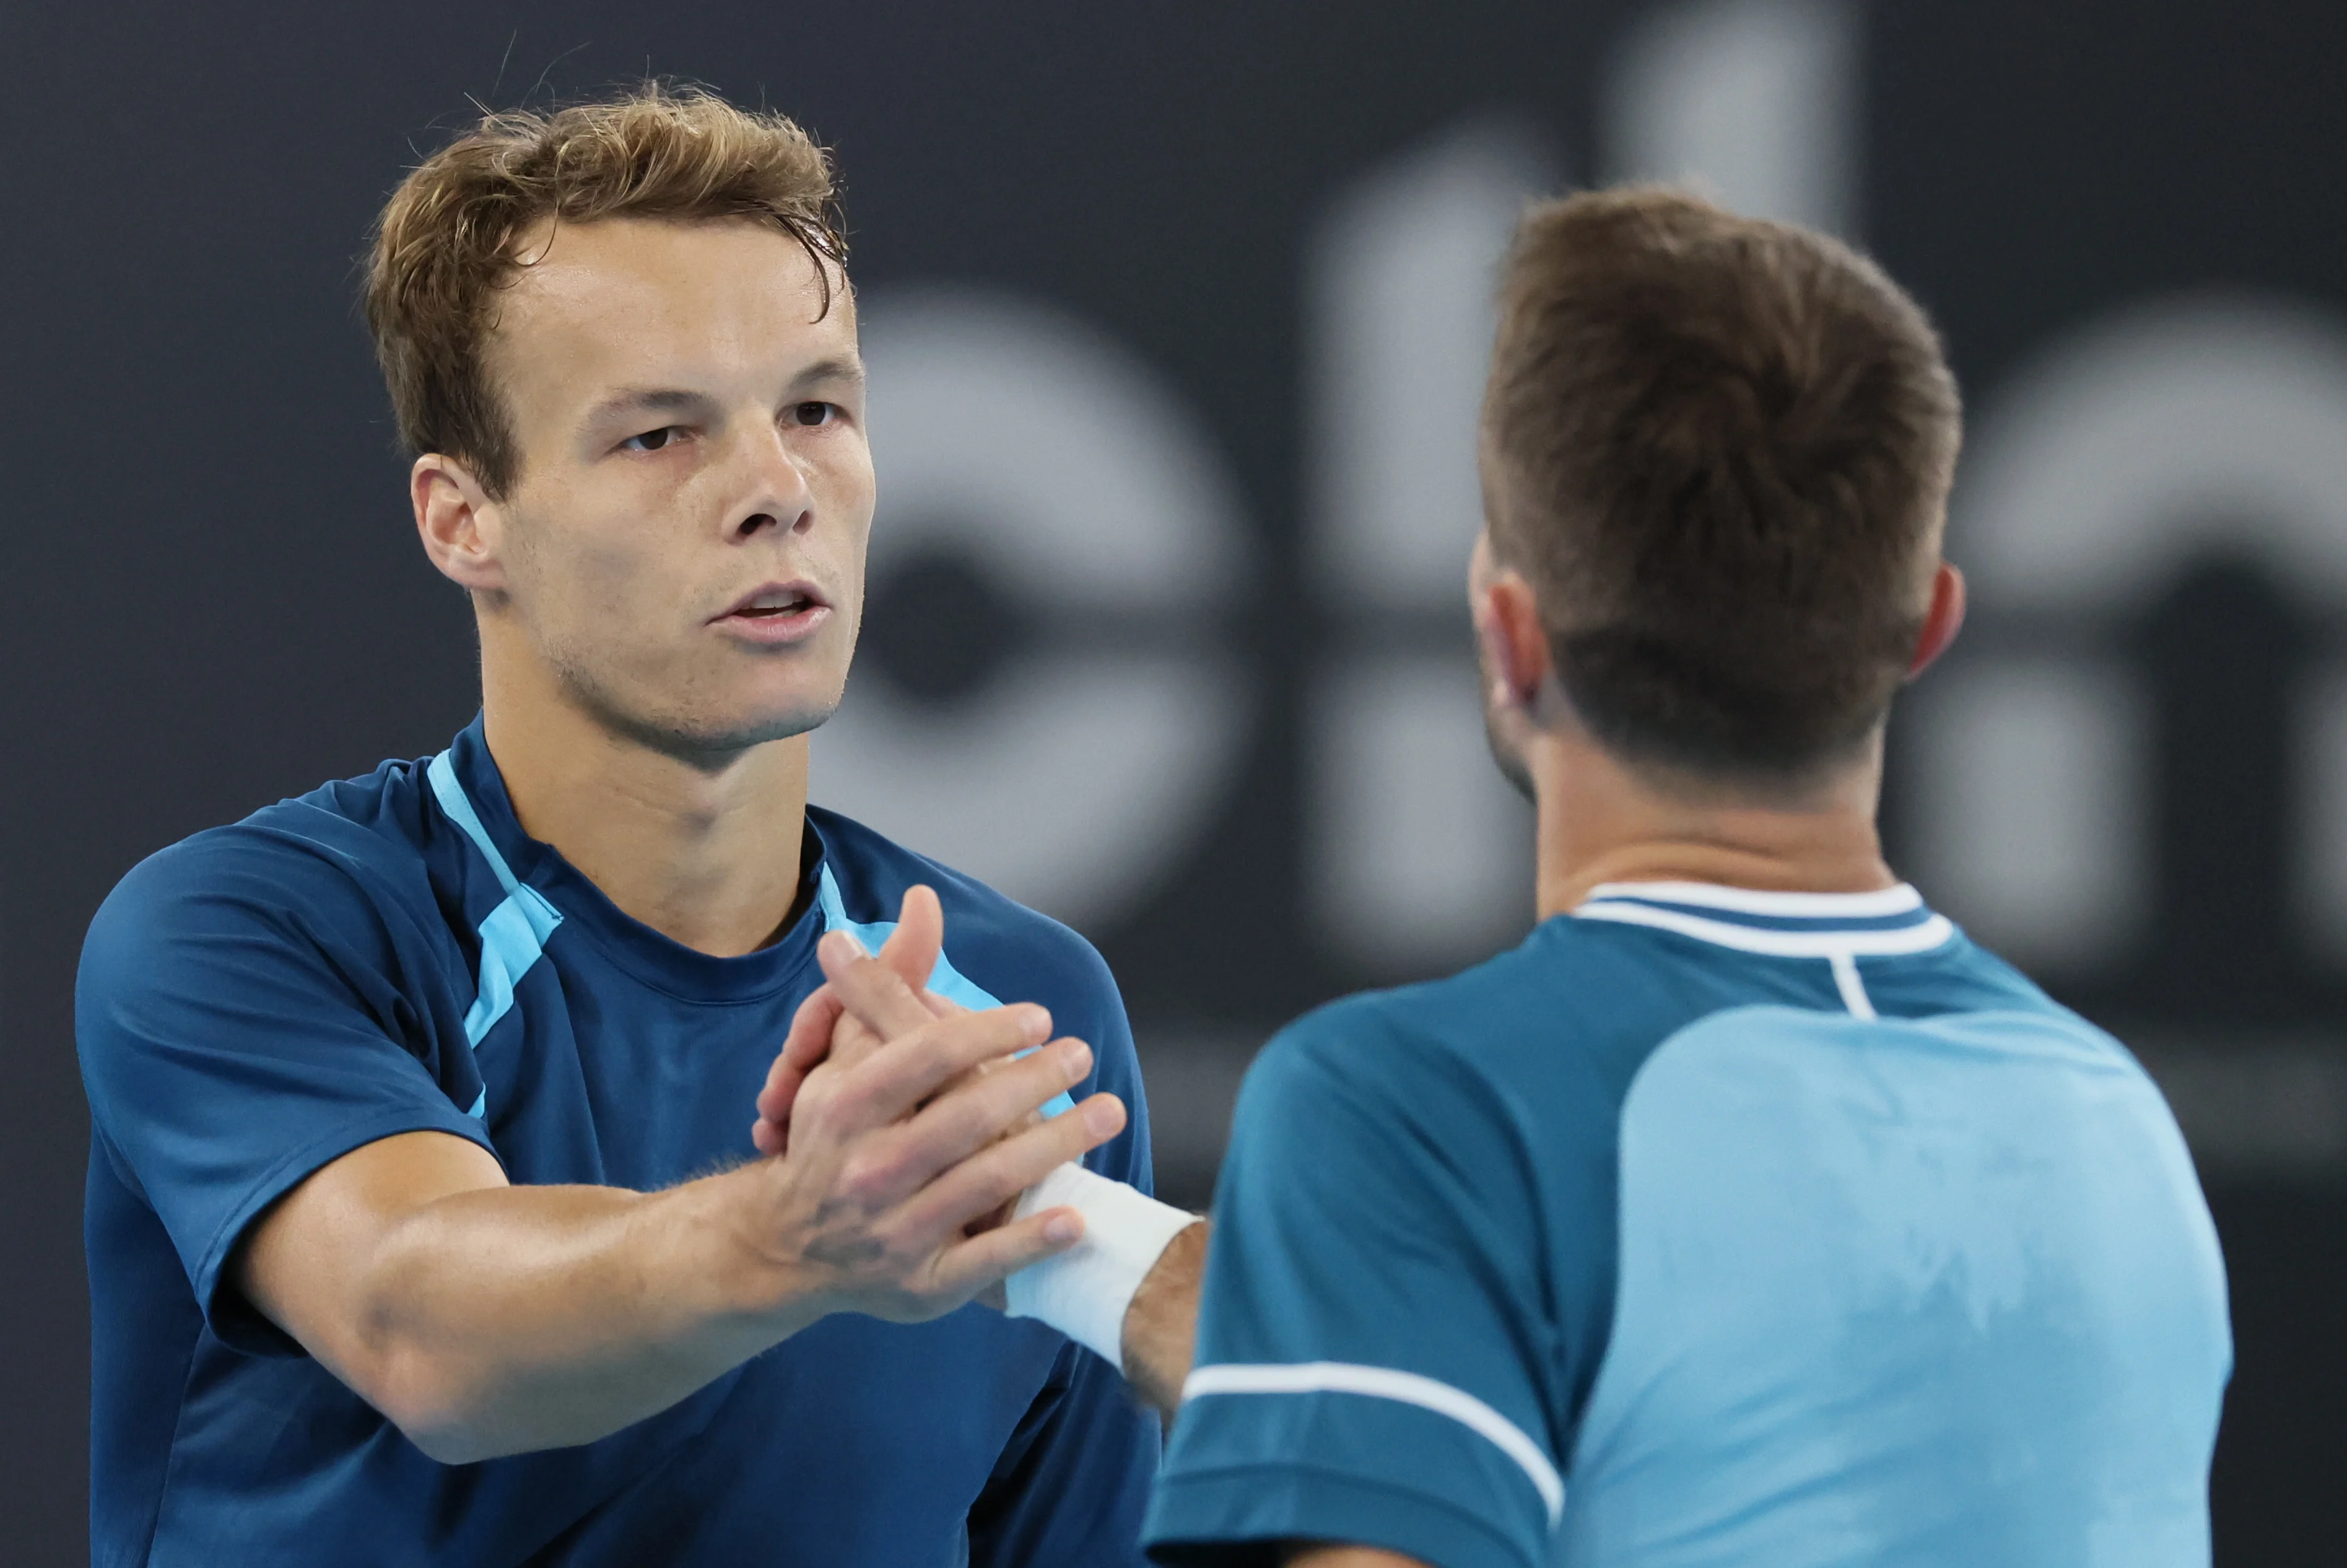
[813,291,1253,927]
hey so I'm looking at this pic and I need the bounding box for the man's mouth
[731,589,820,619]
[713,580,833,643]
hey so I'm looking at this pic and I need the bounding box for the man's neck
[1529,726,1897,920]
[479,654,810,959]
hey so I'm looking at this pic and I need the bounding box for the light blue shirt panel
[426,772,1077,1125]
[1563,1005,2231,1568]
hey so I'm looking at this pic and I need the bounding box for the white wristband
[1003,1164,1196,1372]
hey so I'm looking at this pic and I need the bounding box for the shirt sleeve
[1144,1001,1566,1568]
[966,933,1162,1566]
[77,827,499,1355]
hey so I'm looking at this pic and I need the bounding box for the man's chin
[674,701,842,759]
[572,684,844,766]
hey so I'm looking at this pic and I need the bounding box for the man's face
[473,217,874,757]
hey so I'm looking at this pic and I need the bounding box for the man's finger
[752,987,854,1155]
[874,1040,1098,1196]
[929,1207,1087,1305]
[826,1003,1055,1132]
[761,920,966,1147]
[896,1091,1127,1245]
[759,1014,881,1141]
[780,985,846,1076]
[819,935,944,1042]
[760,988,844,1123]
[831,1035,1092,1206]
[751,1114,787,1158]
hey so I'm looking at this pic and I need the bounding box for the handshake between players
[753,886,1204,1413]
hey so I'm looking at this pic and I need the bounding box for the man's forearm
[1120,1219,1206,1418]
[347,1166,815,1464]
[249,990,1116,1466]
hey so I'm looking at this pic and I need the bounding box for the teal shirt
[1148,883,2230,1568]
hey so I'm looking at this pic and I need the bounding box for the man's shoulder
[807,805,1120,1012]
[86,756,442,963]
[1268,916,1713,1100]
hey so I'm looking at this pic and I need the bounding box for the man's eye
[792,402,835,427]
[621,426,682,452]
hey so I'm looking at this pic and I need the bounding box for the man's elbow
[359,1340,628,1465]
[248,1279,510,1464]
[400,1415,503,1468]
[358,1342,506,1465]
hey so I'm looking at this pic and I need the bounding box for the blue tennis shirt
[1148,883,2230,1568]
[79,719,1159,1567]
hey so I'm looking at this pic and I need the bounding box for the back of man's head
[1482,186,1961,787]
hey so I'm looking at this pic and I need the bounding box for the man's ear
[412,454,508,593]
[1906,561,1967,680]
[1470,537,1553,715]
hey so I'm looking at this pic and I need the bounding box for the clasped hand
[745,887,1124,1320]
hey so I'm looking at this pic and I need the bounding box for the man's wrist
[1003,1165,1196,1370]
[1121,1217,1205,1417]
[696,1163,833,1333]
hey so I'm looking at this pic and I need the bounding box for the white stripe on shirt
[1182,1360,1565,1526]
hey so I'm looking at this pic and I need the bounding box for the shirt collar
[1570,879,1957,957]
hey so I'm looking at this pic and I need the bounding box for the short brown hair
[364,84,846,497]
[1482,186,1961,782]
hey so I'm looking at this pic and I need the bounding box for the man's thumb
[876,884,946,990]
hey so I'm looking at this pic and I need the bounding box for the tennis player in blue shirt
[798,188,2233,1566]
[1146,188,2233,1566]
[77,88,1161,1567]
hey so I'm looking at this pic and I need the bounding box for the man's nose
[728,424,817,539]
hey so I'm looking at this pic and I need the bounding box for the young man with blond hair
[78,88,1161,1566]
[801,189,2235,1567]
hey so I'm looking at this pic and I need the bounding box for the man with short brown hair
[874,186,2224,1566]
[77,86,1161,1567]
[1479,186,1961,785]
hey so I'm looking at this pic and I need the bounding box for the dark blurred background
[5,1,2342,1560]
